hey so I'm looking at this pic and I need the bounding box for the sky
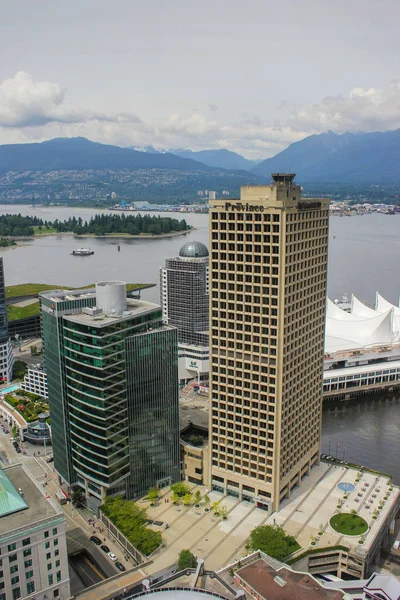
[1,0,400,158]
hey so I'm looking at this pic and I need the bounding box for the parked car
[15,447,21,453]
[101,545,110,553]
[4,429,9,434]
[108,552,118,562]
[115,561,126,572]
[46,457,54,463]
[90,536,102,545]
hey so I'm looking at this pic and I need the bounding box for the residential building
[0,464,70,600]
[40,282,180,507]
[21,364,48,398]
[209,174,329,512]
[160,241,209,383]
[0,257,13,382]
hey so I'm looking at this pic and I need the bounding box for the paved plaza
[141,462,399,574]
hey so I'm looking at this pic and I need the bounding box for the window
[56,570,61,582]
[22,538,30,547]
[11,576,19,585]
[23,549,31,558]
[53,590,60,598]
[10,565,18,574]
[9,554,17,563]
[47,563,52,571]
[55,560,60,568]
[53,539,58,547]
[46,553,51,560]
[27,582,35,594]
[48,574,53,586]
[0,592,5,600]
[45,542,50,550]
[26,570,33,579]
[7,544,16,552]
[12,589,21,600]
[52,528,58,536]
[44,531,49,539]
[54,550,59,557]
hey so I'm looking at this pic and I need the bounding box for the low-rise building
[0,464,70,600]
[21,364,48,398]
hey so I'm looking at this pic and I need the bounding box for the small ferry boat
[72,248,94,256]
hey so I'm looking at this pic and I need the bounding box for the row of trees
[52,214,190,236]
[0,214,43,236]
[0,213,190,236]
[101,495,161,556]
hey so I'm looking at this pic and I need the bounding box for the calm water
[1,205,400,481]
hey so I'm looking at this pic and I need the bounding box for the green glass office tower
[40,282,180,503]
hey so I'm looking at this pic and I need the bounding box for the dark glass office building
[0,258,9,344]
[40,282,180,504]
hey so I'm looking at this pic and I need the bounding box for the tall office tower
[209,174,329,512]
[160,241,209,383]
[40,281,180,507]
[0,257,13,382]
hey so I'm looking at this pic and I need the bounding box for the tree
[183,493,192,506]
[71,488,86,509]
[12,360,28,380]
[194,490,201,506]
[249,525,299,560]
[171,482,190,497]
[212,500,221,514]
[203,495,210,506]
[171,492,182,505]
[178,549,197,570]
[147,487,160,504]
[219,506,228,520]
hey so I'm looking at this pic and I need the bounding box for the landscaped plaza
[132,462,399,575]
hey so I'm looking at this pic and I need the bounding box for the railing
[129,587,231,599]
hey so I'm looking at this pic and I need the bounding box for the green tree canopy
[178,549,197,570]
[171,482,191,497]
[249,525,300,560]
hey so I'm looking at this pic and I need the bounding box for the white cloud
[290,82,400,133]
[0,73,399,158]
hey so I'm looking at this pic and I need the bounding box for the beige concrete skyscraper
[209,174,329,512]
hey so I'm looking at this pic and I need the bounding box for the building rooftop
[179,241,209,258]
[64,298,160,327]
[0,465,59,536]
[0,469,28,518]
[236,558,345,600]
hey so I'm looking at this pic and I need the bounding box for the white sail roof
[325,309,393,353]
[351,295,379,318]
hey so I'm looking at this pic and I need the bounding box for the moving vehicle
[90,536,102,545]
[101,545,110,553]
[115,561,126,572]
[108,552,118,562]
[46,457,54,463]
[72,248,94,256]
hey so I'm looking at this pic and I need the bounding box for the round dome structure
[179,241,209,258]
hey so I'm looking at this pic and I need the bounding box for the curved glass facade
[41,288,180,501]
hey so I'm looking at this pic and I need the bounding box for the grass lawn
[6,282,154,299]
[330,513,368,536]
[7,302,41,321]
[32,226,58,235]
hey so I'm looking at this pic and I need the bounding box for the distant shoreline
[9,229,194,241]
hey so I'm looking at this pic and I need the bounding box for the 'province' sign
[224,202,264,212]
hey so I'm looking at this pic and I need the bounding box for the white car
[108,552,118,562]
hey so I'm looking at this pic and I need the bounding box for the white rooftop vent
[96,281,127,316]
[274,575,287,587]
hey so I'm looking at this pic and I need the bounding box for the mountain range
[250,130,400,182]
[0,130,399,204]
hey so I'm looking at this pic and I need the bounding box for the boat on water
[72,248,94,256]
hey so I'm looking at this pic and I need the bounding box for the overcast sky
[1,0,400,157]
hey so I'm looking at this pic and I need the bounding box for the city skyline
[1,0,400,156]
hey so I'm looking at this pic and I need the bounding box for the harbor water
[1,205,400,482]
